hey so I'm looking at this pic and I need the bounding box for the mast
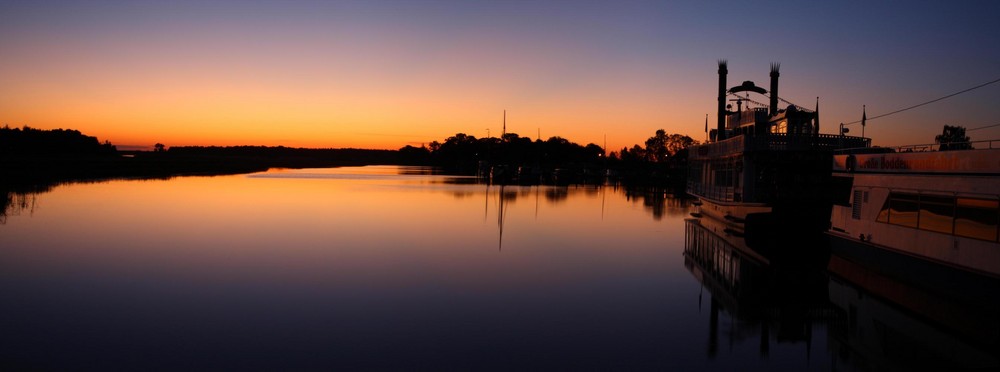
[503,109,506,139]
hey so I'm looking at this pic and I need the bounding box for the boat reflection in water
[827,255,999,371]
[683,217,833,362]
[684,217,999,370]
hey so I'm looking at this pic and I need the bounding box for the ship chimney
[717,60,728,140]
[769,63,780,116]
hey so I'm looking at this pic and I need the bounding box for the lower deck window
[918,196,955,234]
[888,197,918,228]
[877,192,999,242]
[955,198,999,241]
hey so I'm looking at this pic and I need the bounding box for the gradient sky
[2,0,998,151]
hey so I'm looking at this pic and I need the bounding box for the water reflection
[7,166,994,369]
[684,216,1000,370]
[827,256,999,371]
[0,184,47,224]
[488,184,511,250]
[625,187,690,220]
[684,218,833,363]
[475,182,691,250]
[2,166,692,229]
[0,166,697,369]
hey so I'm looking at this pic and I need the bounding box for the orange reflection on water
[1,166,693,295]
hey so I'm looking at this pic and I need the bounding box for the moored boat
[827,140,1000,287]
[687,61,869,234]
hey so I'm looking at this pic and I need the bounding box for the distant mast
[503,110,507,139]
[705,114,709,142]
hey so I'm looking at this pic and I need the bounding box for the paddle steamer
[687,61,869,233]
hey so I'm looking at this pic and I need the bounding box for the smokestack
[717,60,728,140]
[769,63,780,116]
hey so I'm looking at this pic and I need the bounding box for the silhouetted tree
[398,144,431,164]
[644,129,698,162]
[424,131,606,173]
[430,133,483,170]
[645,129,669,162]
[0,126,117,156]
[585,143,604,158]
[935,125,972,150]
[620,145,646,163]
[501,133,520,143]
[665,133,697,156]
[154,143,166,152]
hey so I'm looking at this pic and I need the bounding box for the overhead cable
[967,122,1000,132]
[844,77,1000,126]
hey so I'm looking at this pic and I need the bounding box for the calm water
[1,166,995,370]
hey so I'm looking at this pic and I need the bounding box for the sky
[1,0,998,151]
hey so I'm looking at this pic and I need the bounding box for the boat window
[713,162,733,187]
[888,194,919,228]
[689,163,703,187]
[957,197,998,209]
[878,192,1000,242]
[771,120,787,134]
[876,196,891,223]
[955,198,999,241]
[918,195,955,234]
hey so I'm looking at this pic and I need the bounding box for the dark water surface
[2,166,995,370]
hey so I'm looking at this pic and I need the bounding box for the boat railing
[686,181,736,202]
[833,138,1000,154]
[757,133,871,151]
[692,133,871,159]
[691,135,746,159]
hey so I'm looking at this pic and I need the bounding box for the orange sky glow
[1,1,997,151]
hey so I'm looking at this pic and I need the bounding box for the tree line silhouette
[1,125,117,156]
[2,125,698,187]
[397,129,697,180]
[397,132,605,172]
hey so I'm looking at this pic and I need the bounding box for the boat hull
[827,230,1000,299]
[691,194,770,226]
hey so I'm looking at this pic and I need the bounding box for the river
[1,166,994,370]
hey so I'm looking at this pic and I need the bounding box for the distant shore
[2,148,403,186]
[2,126,693,191]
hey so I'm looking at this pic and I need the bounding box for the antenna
[502,109,506,138]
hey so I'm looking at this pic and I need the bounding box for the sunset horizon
[4,2,1000,369]
[3,1,998,152]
